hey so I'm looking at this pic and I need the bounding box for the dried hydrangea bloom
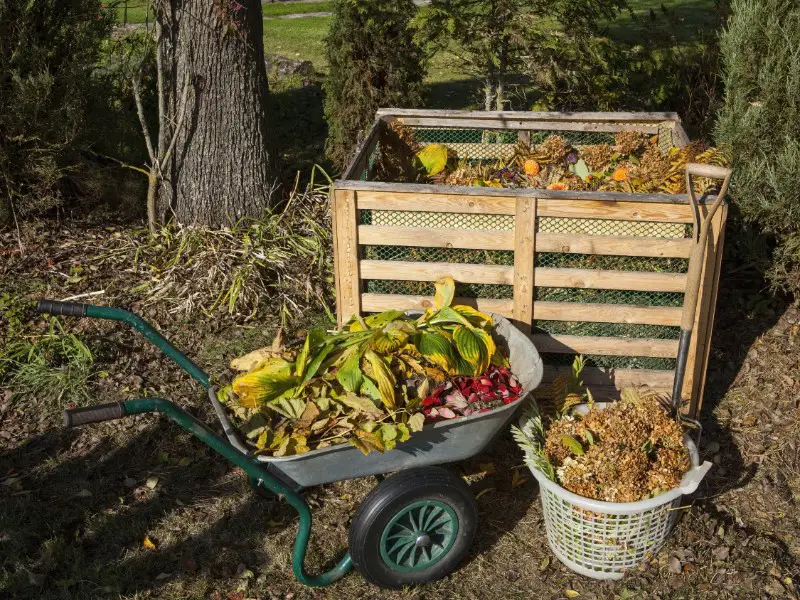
[614,131,648,155]
[579,144,614,171]
[538,135,570,163]
[543,395,690,502]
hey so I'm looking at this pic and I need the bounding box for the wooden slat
[358,225,515,250]
[356,191,700,222]
[356,191,517,215]
[535,268,687,292]
[361,293,514,317]
[536,233,692,258]
[342,119,381,180]
[543,366,676,388]
[531,334,679,358]
[377,108,681,122]
[358,227,692,258]
[398,117,659,133]
[359,260,513,285]
[534,385,670,401]
[685,205,728,418]
[333,190,361,324]
[513,198,536,333]
[337,179,719,206]
[534,302,682,326]
[537,198,698,223]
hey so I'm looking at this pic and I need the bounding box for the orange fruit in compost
[612,167,629,181]
[523,159,540,177]
[547,183,567,190]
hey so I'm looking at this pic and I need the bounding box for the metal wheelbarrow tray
[36,299,542,589]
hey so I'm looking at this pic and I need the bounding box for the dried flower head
[579,144,614,171]
[615,131,648,155]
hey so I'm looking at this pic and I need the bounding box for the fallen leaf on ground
[143,535,158,550]
[565,590,580,598]
[668,556,682,574]
[145,477,159,490]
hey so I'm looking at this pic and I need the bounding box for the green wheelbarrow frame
[36,299,543,588]
[36,300,353,587]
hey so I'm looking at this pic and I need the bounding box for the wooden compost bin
[332,109,727,418]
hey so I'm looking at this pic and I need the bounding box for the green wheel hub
[379,500,459,572]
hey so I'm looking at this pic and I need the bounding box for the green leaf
[295,327,328,377]
[365,350,397,409]
[560,434,585,456]
[407,412,425,432]
[360,376,381,402]
[336,349,364,393]
[453,305,493,327]
[584,429,595,446]
[426,306,471,327]
[302,342,335,383]
[396,422,411,442]
[232,358,299,408]
[453,325,485,369]
[416,331,456,373]
[414,144,449,175]
[380,423,398,442]
[369,322,412,353]
[433,277,455,310]
[570,158,590,180]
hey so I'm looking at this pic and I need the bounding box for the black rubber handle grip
[64,402,126,427]
[37,299,88,317]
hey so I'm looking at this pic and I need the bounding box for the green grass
[262,1,333,18]
[263,16,330,70]
[115,1,333,25]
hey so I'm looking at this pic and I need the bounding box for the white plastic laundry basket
[524,404,712,580]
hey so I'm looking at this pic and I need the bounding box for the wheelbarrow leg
[63,398,354,587]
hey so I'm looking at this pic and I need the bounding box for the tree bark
[157,0,279,226]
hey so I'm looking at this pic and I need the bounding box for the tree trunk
[157,0,279,226]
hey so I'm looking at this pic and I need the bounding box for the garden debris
[380,127,730,195]
[221,277,522,457]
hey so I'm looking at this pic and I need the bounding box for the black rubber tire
[349,466,477,589]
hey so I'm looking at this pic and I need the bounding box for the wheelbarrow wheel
[348,466,477,589]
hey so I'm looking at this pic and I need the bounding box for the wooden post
[684,204,728,417]
[333,189,361,326]
[513,197,536,333]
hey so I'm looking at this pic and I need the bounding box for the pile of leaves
[513,358,691,503]
[220,277,523,457]
[423,365,522,421]
[386,127,729,195]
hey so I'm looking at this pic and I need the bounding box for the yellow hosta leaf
[365,350,396,409]
[452,325,484,367]
[232,358,298,408]
[453,305,493,327]
[369,322,412,353]
[433,277,455,310]
[417,332,456,374]
[414,144,449,176]
[229,347,282,372]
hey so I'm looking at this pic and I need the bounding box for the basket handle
[678,461,712,495]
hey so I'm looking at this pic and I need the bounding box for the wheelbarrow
[36,300,543,589]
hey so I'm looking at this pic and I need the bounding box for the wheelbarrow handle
[36,299,210,388]
[64,402,126,427]
[36,299,89,317]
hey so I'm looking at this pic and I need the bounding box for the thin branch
[160,69,192,169]
[132,75,156,164]
[2,173,24,255]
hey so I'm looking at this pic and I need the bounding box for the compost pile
[380,123,729,195]
[220,277,523,457]
[513,361,690,503]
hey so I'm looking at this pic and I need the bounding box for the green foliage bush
[0,0,114,224]
[716,0,800,294]
[323,0,426,170]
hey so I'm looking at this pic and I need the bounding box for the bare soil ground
[1,215,798,599]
